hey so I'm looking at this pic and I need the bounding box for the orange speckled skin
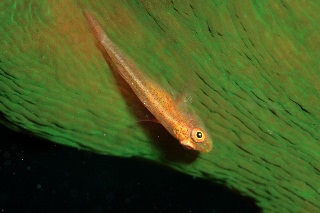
[85,10,212,153]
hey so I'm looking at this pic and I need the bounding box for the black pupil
[196,131,202,138]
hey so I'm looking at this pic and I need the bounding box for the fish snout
[180,138,212,153]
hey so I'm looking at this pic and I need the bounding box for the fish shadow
[95,41,199,163]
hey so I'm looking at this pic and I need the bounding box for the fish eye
[191,128,206,143]
[196,131,202,138]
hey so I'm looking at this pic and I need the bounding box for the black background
[0,124,259,213]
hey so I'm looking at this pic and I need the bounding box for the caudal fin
[84,10,109,44]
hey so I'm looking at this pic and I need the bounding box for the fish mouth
[180,139,212,153]
[180,139,197,150]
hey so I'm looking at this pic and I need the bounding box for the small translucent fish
[84,10,212,153]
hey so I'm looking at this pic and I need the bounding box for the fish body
[84,10,212,153]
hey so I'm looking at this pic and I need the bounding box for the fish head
[174,125,212,153]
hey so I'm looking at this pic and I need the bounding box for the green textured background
[0,1,319,212]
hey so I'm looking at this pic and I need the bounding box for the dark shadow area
[0,124,260,213]
[119,121,200,163]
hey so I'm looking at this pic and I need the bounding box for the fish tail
[84,10,111,45]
